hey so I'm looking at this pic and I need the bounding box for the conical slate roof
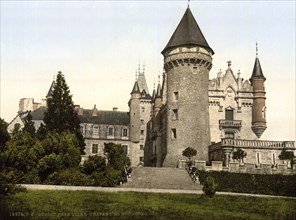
[130,81,140,94]
[250,57,266,81]
[162,7,214,55]
[46,80,55,98]
[155,83,162,98]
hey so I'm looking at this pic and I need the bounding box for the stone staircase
[121,167,202,190]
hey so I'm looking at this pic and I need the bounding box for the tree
[182,147,197,166]
[43,71,85,154]
[23,111,36,136]
[0,118,10,151]
[232,148,247,165]
[81,155,107,175]
[279,149,295,168]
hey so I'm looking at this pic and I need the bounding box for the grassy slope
[1,190,295,220]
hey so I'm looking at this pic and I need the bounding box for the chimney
[92,104,98,116]
[78,108,84,116]
[113,107,118,112]
[74,105,80,112]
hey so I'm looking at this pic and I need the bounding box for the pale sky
[0,1,295,141]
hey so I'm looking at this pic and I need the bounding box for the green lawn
[1,190,295,220]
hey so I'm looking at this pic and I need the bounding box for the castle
[8,7,295,170]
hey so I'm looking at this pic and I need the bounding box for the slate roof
[31,106,47,120]
[78,110,130,126]
[46,81,55,98]
[250,57,266,81]
[29,106,129,126]
[162,7,214,55]
[131,81,140,94]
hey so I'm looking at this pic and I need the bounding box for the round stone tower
[129,81,141,143]
[161,7,214,166]
[250,45,267,138]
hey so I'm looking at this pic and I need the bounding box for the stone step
[121,167,202,190]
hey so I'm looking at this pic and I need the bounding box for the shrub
[196,170,296,197]
[45,168,93,186]
[202,176,218,198]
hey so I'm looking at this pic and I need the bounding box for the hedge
[196,170,296,197]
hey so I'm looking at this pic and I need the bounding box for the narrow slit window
[174,92,179,101]
[172,128,177,139]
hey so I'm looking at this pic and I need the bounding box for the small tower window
[140,145,144,150]
[142,107,145,112]
[172,109,178,120]
[171,128,177,139]
[141,130,144,135]
[174,92,179,101]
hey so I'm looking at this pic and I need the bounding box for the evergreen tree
[44,71,85,154]
[23,111,36,136]
[0,118,10,151]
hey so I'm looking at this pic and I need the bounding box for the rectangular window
[257,153,260,165]
[108,127,114,136]
[171,128,177,139]
[141,120,144,125]
[80,126,84,134]
[225,109,234,120]
[142,107,145,112]
[92,144,98,154]
[123,128,128,137]
[173,109,178,120]
[122,145,128,154]
[140,145,144,150]
[174,92,179,101]
[140,157,143,162]
[141,130,144,135]
[272,153,276,164]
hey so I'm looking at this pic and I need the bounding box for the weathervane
[256,42,258,57]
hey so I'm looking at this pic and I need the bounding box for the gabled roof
[79,110,130,126]
[162,7,214,55]
[250,57,266,81]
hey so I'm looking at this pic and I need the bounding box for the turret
[154,76,162,117]
[250,44,266,138]
[161,7,214,166]
[129,81,141,143]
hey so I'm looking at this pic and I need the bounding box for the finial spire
[53,74,55,81]
[158,73,160,84]
[135,70,138,81]
[227,60,232,67]
[256,42,258,57]
[187,0,190,8]
[143,63,145,75]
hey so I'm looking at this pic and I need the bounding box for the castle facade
[8,7,295,169]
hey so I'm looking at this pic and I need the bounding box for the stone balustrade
[178,160,296,175]
[213,139,296,150]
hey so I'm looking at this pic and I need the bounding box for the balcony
[219,119,242,131]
